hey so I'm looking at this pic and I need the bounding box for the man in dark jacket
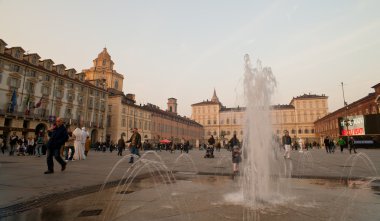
[127,128,141,163]
[44,117,68,174]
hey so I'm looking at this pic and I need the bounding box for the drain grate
[118,190,134,194]
[78,209,102,217]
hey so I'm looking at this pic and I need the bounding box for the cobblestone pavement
[1,148,379,218]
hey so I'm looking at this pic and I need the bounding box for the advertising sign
[339,115,365,136]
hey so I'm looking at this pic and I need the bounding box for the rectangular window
[13,65,21,72]
[67,93,74,101]
[10,78,19,88]
[25,82,35,93]
[58,79,64,86]
[55,90,63,99]
[44,75,50,81]
[27,70,37,77]
[42,86,50,95]
[122,119,126,127]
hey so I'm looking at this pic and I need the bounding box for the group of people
[324,136,357,154]
[0,132,44,156]
[44,118,90,174]
[282,130,359,159]
[116,128,142,163]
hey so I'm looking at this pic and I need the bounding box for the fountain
[240,54,283,207]
[2,55,380,221]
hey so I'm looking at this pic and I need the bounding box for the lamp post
[341,82,351,149]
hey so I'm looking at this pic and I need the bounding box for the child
[232,145,242,178]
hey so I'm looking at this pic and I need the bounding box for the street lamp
[341,82,351,149]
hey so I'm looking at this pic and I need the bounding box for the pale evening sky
[1,0,379,117]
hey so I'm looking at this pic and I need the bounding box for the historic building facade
[314,83,380,139]
[84,48,203,145]
[144,101,203,145]
[191,90,329,144]
[0,39,108,144]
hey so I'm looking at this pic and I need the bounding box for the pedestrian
[27,136,34,155]
[35,131,44,157]
[232,144,242,178]
[298,137,304,153]
[282,130,292,159]
[64,128,75,161]
[349,137,357,154]
[17,137,26,156]
[85,136,91,156]
[117,133,125,156]
[337,137,346,153]
[9,132,18,156]
[184,140,190,153]
[44,117,68,174]
[216,141,221,152]
[81,127,88,158]
[229,134,239,152]
[0,135,4,154]
[324,136,330,153]
[127,128,141,163]
[329,138,335,154]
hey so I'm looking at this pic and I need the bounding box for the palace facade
[191,90,329,144]
[0,39,107,143]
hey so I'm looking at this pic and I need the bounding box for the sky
[1,0,379,117]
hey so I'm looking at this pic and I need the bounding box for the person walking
[324,136,330,153]
[232,144,242,179]
[64,128,75,161]
[44,118,68,174]
[85,136,91,156]
[229,134,240,151]
[349,137,357,154]
[183,140,190,153]
[35,131,44,157]
[282,130,292,159]
[338,137,346,153]
[27,136,35,155]
[127,128,141,163]
[117,133,126,156]
[0,135,4,154]
[9,132,18,156]
[298,137,304,153]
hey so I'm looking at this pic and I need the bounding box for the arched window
[291,129,296,134]
[304,129,309,134]
[298,129,302,134]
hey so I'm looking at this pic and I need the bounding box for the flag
[24,94,30,115]
[25,101,30,115]
[34,96,43,108]
[10,89,17,113]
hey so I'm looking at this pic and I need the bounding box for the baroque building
[84,48,203,144]
[0,39,107,143]
[191,90,328,145]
